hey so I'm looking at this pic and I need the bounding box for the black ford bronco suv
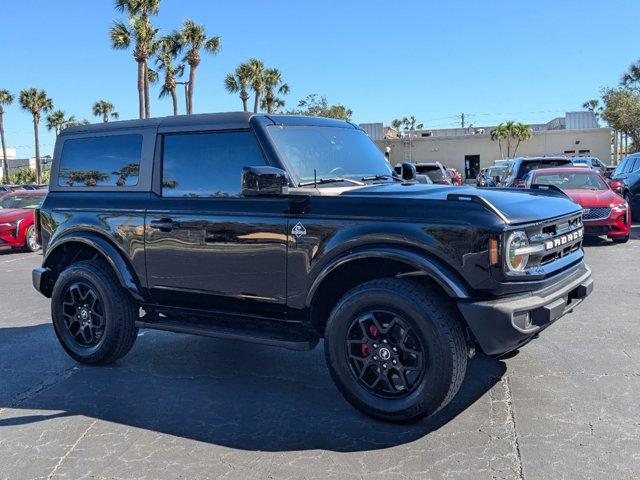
[33,112,592,423]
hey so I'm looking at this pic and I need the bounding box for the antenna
[314,169,317,188]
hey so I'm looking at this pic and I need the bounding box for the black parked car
[610,152,640,214]
[502,156,573,188]
[33,113,592,423]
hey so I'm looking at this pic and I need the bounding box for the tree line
[583,60,640,152]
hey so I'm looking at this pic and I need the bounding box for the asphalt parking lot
[1,228,639,480]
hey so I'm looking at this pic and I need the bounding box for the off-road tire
[51,260,139,365]
[324,278,468,423]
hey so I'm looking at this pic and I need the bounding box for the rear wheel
[22,225,40,252]
[51,260,139,365]
[324,278,468,423]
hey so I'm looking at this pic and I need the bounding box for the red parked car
[0,190,46,252]
[447,168,463,186]
[526,167,631,243]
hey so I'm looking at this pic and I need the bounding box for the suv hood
[563,189,623,208]
[339,183,582,225]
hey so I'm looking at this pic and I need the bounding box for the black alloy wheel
[346,310,425,399]
[61,281,106,348]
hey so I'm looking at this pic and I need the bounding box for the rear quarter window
[58,135,142,187]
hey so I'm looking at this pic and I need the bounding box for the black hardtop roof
[60,112,356,135]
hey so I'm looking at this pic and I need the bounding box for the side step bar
[135,318,318,351]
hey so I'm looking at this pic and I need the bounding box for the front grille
[523,214,584,268]
[583,207,611,221]
[585,225,612,235]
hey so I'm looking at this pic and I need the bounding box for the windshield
[518,159,571,177]
[487,166,507,177]
[533,171,608,190]
[0,194,45,209]
[267,125,393,183]
[415,165,446,182]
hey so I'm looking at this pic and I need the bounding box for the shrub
[9,167,36,184]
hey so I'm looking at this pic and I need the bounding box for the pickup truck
[32,112,593,423]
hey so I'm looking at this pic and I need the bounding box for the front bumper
[583,208,630,238]
[32,267,53,297]
[458,262,593,356]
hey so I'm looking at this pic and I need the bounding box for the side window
[162,131,266,198]
[614,158,628,175]
[58,135,142,187]
[624,157,638,174]
[630,157,640,173]
[594,158,605,169]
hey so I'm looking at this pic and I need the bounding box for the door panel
[145,198,288,311]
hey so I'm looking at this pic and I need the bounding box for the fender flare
[305,246,470,308]
[43,232,144,301]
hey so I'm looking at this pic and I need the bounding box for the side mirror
[241,166,289,196]
[401,162,416,181]
[609,179,623,194]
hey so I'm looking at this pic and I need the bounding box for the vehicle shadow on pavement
[0,325,506,452]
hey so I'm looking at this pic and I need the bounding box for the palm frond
[110,21,131,49]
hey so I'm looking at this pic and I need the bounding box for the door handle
[150,218,177,232]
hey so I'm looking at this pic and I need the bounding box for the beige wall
[376,128,612,180]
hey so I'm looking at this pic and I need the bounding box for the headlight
[611,203,628,213]
[505,230,529,272]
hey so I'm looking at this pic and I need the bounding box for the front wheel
[324,278,468,423]
[51,260,139,365]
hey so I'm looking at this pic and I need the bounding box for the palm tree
[175,19,221,114]
[621,60,640,90]
[110,0,160,119]
[92,100,120,123]
[0,89,14,183]
[46,110,78,135]
[490,121,531,158]
[247,58,265,113]
[224,62,253,112]
[261,68,290,114]
[511,122,532,157]
[156,34,184,115]
[19,88,53,184]
[490,124,508,159]
[392,116,424,131]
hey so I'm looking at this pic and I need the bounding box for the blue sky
[2,0,639,157]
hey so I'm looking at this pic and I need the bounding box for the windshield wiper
[360,174,402,182]
[298,177,365,187]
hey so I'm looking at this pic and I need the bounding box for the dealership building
[361,111,615,181]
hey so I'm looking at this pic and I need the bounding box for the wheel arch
[306,247,470,334]
[40,232,144,301]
